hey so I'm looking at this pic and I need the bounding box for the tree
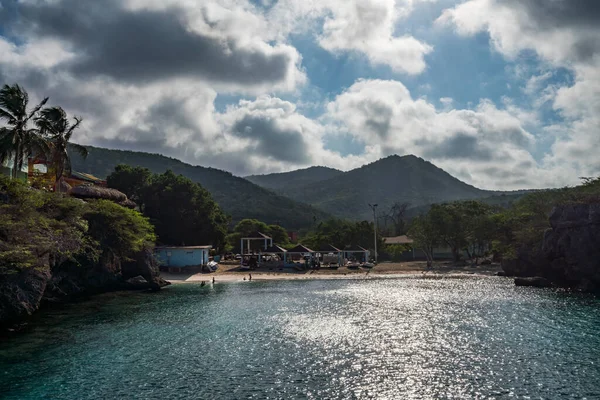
[268,224,290,246]
[0,84,49,179]
[382,202,410,236]
[407,214,438,268]
[35,106,87,189]
[132,170,229,250]
[106,164,152,210]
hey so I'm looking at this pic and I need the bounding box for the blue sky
[0,0,599,189]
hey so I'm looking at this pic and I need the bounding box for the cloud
[267,0,433,74]
[7,0,304,91]
[438,0,600,184]
[325,79,545,189]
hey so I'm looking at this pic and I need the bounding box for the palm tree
[36,106,87,190]
[0,84,49,179]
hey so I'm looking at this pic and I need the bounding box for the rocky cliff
[502,203,600,292]
[0,249,169,329]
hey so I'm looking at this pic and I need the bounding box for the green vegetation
[248,154,531,221]
[300,218,383,253]
[107,165,229,250]
[69,145,331,230]
[0,84,86,185]
[407,178,600,266]
[226,219,290,251]
[0,175,155,275]
[246,166,343,192]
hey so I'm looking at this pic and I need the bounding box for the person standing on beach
[249,273,252,281]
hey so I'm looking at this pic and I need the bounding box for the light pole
[368,203,378,263]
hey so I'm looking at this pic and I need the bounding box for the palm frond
[26,97,49,122]
[65,116,82,142]
[69,142,88,158]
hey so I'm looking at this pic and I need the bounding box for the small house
[155,246,212,271]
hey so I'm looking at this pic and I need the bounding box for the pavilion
[240,231,273,255]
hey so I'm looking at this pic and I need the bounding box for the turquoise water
[1,276,599,399]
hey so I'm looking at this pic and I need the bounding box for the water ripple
[1,276,599,399]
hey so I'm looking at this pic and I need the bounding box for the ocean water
[1,276,599,399]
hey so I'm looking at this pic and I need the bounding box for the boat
[346,261,360,269]
[361,262,375,269]
[207,261,219,272]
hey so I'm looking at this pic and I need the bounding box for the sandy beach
[160,261,503,283]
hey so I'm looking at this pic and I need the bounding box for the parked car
[235,254,242,260]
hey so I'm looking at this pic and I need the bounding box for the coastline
[160,261,503,283]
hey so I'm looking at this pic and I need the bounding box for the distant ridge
[69,145,331,230]
[246,166,343,191]
[246,154,526,220]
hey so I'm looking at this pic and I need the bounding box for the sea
[1,276,599,399]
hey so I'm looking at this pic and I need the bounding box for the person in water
[249,273,252,281]
[212,277,215,284]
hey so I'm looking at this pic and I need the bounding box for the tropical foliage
[0,83,86,186]
[107,165,230,250]
[69,145,332,230]
[35,106,87,186]
[0,175,155,274]
[300,218,383,253]
[225,219,291,251]
[0,84,49,179]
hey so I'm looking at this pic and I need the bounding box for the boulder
[514,277,552,288]
[0,269,50,328]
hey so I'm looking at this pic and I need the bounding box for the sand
[160,261,503,283]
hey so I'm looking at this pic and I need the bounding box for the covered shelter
[240,231,273,255]
[284,244,314,268]
[318,244,343,266]
[343,245,370,263]
[262,244,287,268]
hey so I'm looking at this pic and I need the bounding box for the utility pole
[368,203,378,263]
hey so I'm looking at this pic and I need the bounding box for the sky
[0,0,599,190]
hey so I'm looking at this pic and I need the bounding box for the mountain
[246,166,343,192]
[69,145,331,230]
[246,155,516,220]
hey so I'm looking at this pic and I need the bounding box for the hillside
[249,155,502,220]
[69,145,330,230]
[246,166,343,192]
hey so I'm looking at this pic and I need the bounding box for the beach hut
[318,244,343,266]
[343,245,370,263]
[155,245,212,272]
[240,231,273,255]
[284,244,314,268]
[262,244,287,268]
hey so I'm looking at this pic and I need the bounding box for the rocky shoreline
[502,203,600,293]
[0,249,169,331]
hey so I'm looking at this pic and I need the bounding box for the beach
[160,261,503,283]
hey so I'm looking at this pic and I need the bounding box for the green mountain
[69,145,330,230]
[246,155,526,220]
[246,166,343,192]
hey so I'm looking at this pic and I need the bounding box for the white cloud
[268,0,433,74]
[438,0,600,185]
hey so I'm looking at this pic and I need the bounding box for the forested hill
[248,155,510,220]
[69,145,330,229]
[246,166,343,192]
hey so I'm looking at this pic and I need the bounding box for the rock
[126,275,148,285]
[0,269,50,328]
[515,277,552,288]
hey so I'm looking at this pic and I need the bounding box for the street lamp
[368,203,378,263]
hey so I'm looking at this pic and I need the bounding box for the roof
[318,244,341,252]
[155,245,212,250]
[344,245,369,252]
[384,235,414,244]
[263,244,287,253]
[287,244,314,253]
[70,171,106,184]
[241,231,272,240]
